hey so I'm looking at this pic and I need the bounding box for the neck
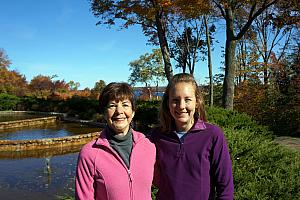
[106,126,130,137]
[176,119,194,132]
[115,132,127,137]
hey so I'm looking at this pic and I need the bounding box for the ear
[132,111,135,118]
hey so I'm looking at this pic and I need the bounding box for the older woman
[75,82,156,200]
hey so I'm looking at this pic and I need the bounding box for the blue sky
[1,0,224,89]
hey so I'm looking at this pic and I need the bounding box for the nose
[115,104,124,113]
[178,100,185,109]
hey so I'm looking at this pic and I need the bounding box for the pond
[0,122,102,200]
[0,152,78,200]
[0,121,100,140]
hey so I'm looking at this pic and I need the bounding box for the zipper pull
[176,143,184,157]
[128,170,133,182]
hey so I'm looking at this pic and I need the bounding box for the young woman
[152,73,234,200]
[75,82,156,200]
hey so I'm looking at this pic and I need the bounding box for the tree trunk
[156,81,159,100]
[204,15,213,107]
[215,0,278,109]
[223,40,237,109]
[222,9,236,110]
[263,59,269,85]
[154,10,173,82]
[243,42,247,81]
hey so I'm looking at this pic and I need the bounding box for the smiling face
[104,99,135,136]
[168,82,197,132]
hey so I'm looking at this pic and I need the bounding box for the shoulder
[204,122,223,133]
[132,130,156,150]
[203,122,226,141]
[78,138,100,160]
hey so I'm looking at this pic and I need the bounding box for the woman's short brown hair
[98,82,136,114]
[159,73,206,132]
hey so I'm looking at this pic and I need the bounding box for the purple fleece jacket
[152,120,234,200]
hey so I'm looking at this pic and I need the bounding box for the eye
[172,99,179,104]
[185,98,192,102]
[122,101,131,107]
[107,104,117,108]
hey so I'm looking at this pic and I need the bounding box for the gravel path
[275,136,300,151]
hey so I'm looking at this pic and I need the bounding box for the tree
[129,48,166,86]
[94,80,106,93]
[29,75,54,98]
[169,24,205,75]
[204,15,214,107]
[91,0,173,81]
[212,0,279,109]
[128,49,166,99]
[0,49,28,96]
[53,80,69,93]
[91,0,218,84]
[250,6,294,86]
[68,80,80,91]
[91,80,106,99]
[0,48,11,69]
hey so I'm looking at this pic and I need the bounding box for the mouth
[112,117,126,122]
[176,111,188,115]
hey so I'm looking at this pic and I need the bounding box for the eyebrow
[109,100,131,103]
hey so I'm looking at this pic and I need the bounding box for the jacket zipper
[103,145,134,200]
[175,133,184,157]
[128,169,133,200]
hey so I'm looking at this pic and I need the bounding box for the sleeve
[211,128,234,200]
[75,148,96,200]
[152,159,160,187]
[148,128,160,187]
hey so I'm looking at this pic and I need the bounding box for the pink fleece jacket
[75,128,156,200]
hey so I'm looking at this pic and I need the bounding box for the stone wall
[0,132,100,151]
[0,116,58,130]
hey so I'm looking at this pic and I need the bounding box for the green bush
[206,106,268,132]
[64,96,98,119]
[135,100,160,132]
[17,96,39,111]
[15,96,99,120]
[224,127,300,199]
[207,107,300,200]
[0,93,20,110]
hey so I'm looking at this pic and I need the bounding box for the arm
[211,129,234,200]
[152,159,160,187]
[148,128,160,187]
[75,148,95,200]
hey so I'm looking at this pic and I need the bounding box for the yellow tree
[29,75,54,99]
[212,0,279,109]
[0,49,28,96]
[91,0,174,81]
[91,0,211,82]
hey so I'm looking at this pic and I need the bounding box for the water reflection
[0,152,79,200]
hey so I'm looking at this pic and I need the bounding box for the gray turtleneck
[107,127,133,168]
